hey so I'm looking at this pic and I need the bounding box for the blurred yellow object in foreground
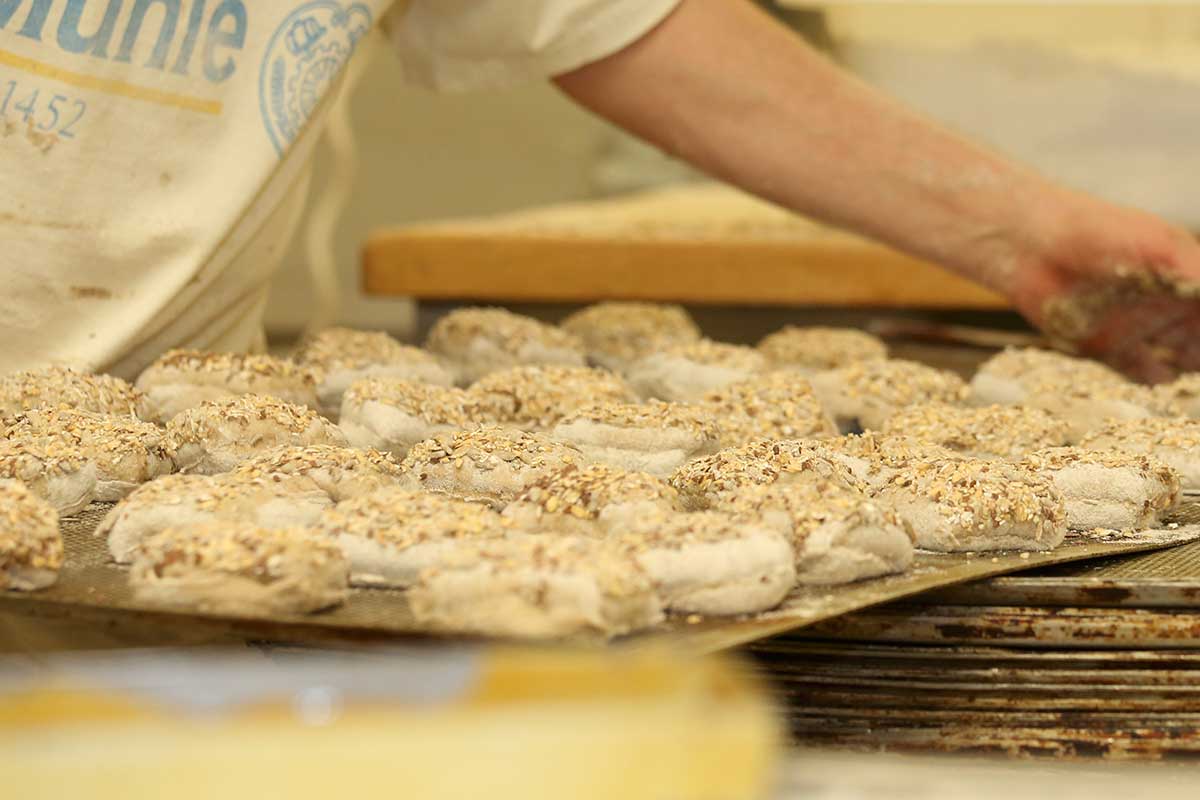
[0,646,779,800]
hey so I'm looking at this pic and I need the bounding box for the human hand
[1006,194,1200,384]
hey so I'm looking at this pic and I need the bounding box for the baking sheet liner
[1,504,1198,652]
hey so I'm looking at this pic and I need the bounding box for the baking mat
[1,504,1198,651]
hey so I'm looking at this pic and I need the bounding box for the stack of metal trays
[749,505,1200,760]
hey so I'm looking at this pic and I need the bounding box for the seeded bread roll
[1079,417,1200,490]
[881,404,1071,460]
[1021,373,1179,443]
[402,426,584,507]
[1021,447,1181,531]
[0,439,96,516]
[99,473,333,564]
[701,372,837,447]
[0,366,143,419]
[715,480,914,585]
[165,395,347,475]
[233,445,414,502]
[876,459,1067,552]
[969,347,1125,406]
[757,326,887,374]
[1153,374,1200,419]
[408,534,664,639]
[314,488,507,588]
[668,439,867,511]
[0,480,62,591]
[814,434,960,490]
[135,350,322,424]
[626,340,767,402]
[612,510,795,616]
[338,378,480,458]
[559,302,701,373]
[129,523,349,616]
[809,359,968,431]
[551,400,720,476]
[425,307,585,385]
[2,408,173,501]
[467,365,635,432]
[293,327,454,417]
[502,463,681,535]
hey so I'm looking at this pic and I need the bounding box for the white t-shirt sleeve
[383,0,684,91]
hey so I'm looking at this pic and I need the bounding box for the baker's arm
[554,0,1200,382]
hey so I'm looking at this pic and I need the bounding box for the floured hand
[1008,197,1200,384]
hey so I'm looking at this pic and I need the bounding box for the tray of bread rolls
[2,303,1200,650]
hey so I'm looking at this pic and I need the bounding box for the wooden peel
[362,184,1009,309]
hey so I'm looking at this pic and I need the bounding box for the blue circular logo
[259,1,372,156]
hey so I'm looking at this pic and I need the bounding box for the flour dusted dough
[626,340,767,402]
[502,463,682,535]
[2,407,173,501]
[668,439,867,511]
[402,426,584,507]
[968,347,1124,406]
[715,480,914,585]
[0,366,143,419]
[338,378,479,458]
[876,459,1067,552]
[551,400,720,476]
[1021,447,1181,530]
[1153,374,1200,419]
[424,307,585,385]
[408,534,664,639]
[314,488,507,588]
[701,372,837,447]
[1079,417,1200,491]
[881,404,1070,459]
[612,510,795,616]
[0,480,62,591]
[165,395,347,475]
[757,326,887,374]
[293,327,455,418]
[559,302,701,373]
[466,365,635,432]
[129,523,349,616]
[99,473,332,563]
[0,439,97,516]
[814,433,959,490]
[135,350,321,424]
[233,444,414,502]
[809,359,968,431]
[1021,372,1178,443]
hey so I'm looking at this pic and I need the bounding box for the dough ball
[757,326,887,374]
[424,307,585,385]
[165,395,347,475]
[129,523,349,616]
[559,302,700,372]
[551,400,720,476]
[0,480,62,591]
[135,350,321,424]
[293,327,454,418]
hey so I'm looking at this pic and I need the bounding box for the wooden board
[362,184,1009,309]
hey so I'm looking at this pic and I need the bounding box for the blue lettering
[57,0,124,58]
[116,0,179,70]
[203,0,243,83]
[170,0,205,75]
[0,0,52,40]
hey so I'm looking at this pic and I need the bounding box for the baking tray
[2,504,1198,652]
[748,639,1200,759]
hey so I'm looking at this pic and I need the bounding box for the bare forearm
[554,0,1073,294]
